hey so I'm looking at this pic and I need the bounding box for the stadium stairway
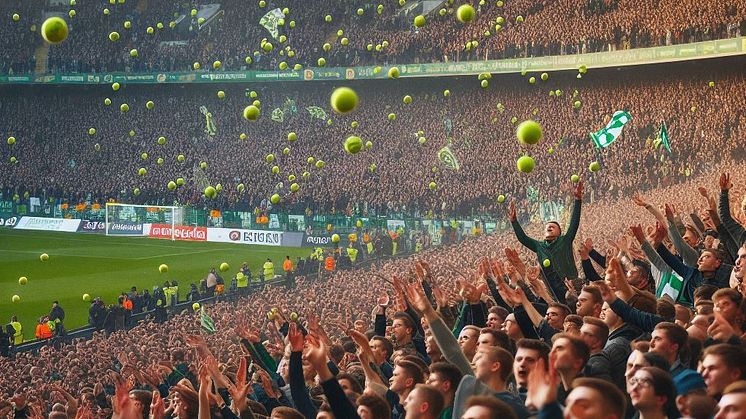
[34,43,49,73]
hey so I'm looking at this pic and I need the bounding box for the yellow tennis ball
[42,17,69,44]
[330,87,359,114]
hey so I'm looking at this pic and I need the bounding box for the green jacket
[511,199,581,279]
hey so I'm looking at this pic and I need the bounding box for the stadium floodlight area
[105,203,183,240]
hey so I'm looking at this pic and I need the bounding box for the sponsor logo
[79,220,106,232]
[109,223,143,232]
[229,230,241,241]
[0,216,18,227]
[149,224,207,241]
[303,69,314,80]
[15,216,81,232]
[305,235,332,245]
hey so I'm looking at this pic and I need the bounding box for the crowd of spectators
[1,0,745,74]
[1,162,746,418]
[2,58,745,218]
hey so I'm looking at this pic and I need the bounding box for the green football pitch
[0,229,312,340]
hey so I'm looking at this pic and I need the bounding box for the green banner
[0,37,743,84]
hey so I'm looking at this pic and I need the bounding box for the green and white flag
[590,110,632,148]
[200,306,216,334]
[199,106,216,136]
[657,121,671,152]
[437,146,460,170]
[271,108,284,122]
[259,8,284,39]
[307,106,327,120]
[656,270,684,302]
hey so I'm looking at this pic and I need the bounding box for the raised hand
[720,172,732,191]
[497,279,524,307]
[150,390,166,419]
[525,355,559,410]
[504,247,526,278]
[604,257,626,291]
[630,224,646,245]
[651,221,667,247]
[302,334,329,369]
[572,180,584,201]
[593,280,617,304]
[457,279,486,304]
[708,311,736,341]
[288,322,305,352]
[227,357,252,413]
[632,193,647,207]
[664,204,676,222]
[377,294,390,307]
[509,199,517,222]
[404,281,435,316]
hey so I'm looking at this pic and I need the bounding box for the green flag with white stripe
[259,8,284,39]
[200,306,216,334]
[590,111,632,148]
[656,270,684,302]
[657,121,671,152]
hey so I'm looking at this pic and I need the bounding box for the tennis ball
[41,17,68,44]
[146,100,156,109]
[290,312,299,321]
[344,136,363,154]
[252,99,261,107]
[138,168,147,176]
[193,62,200,70]
[589,161,601,172]
[263,42,273,52]
[237,183,245,192]
[516,15,524,22]
[369,164,377,172]
[12,14,20,22]
[573,100,582,109]
[120,103,129,113]
[315,160,325,168]
[69,10,76,18]
[108,31,120,41]
[243,105,260,121]
[266,154,275,163]
[578,64,587,74]
[307,157,315,164]
[516,155,535,173]
[287,132,298,142]
[12,295,20,303]
[219,262,229,272]
[176,178,184,186]
[529,77,536,84]
[103,8,110,15]
[330,87,359,114]
[104,98,112,105]
[331,234,340,243]
[481,80,488,88]
[88,128,96,136]
[7,136,15,145]
[366,140,373,149]
[83,293,91,302]
[516,120,543,145]
[204,186,216,198]
[548,147,554,154]
[283,147,290,155]
[414,15,426,27]
[418,137,426,144]
[167,181,176,190]
[290,183,299,192]
[543,259,551,267]
[177,154,185,162]
[541,72,549,81]
[288,174,296,181]
[388,67,400,79]
[279,61,287,70]
[497,194,506,203]
[212,60,221,69]
[403,95,413,104]
[133,188,141,196]
[387,113,396,121]
[325,15,332,22]
[270,193,281,204]
[708,81,715,87]
[443,89,451,97]
[337,29,344,36]
[141,152,148,160]
[157,136,166,145]
[40,253,49,262]
[147,26,154,34]
[112,82,120,91]
[429,181,437,191]
[192,303,200,311]
[18,277,28,285]
[317,57,326,66]
[272,166,280,174]
[571,174,580,183]
[456,4,475,23]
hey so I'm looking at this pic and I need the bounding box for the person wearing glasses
[628,367,680,419]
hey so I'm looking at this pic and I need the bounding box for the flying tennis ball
[167,181,176,190]
[80,293,92,302]
[120,103,129,113]
[497,194,506,203]
[290,183,299,192]
[262,42,273,52]
[212,60,222,69]
[176,177,184,186]
[293,64,302,70]
[516,120,543,145]
[543,259,551,267]
[548,147,555,154]
[140,152,148,160]
[365,140,373,149]
[573,100,582,109]
[541,72,549,81]
[270,193,281,204]
[237,183,245,192]
[344,136,363,154]
[388,67,400,79]
[403,95,413,104]
[193,62,201,70]
[337,29,344,36]
[111,82,120,91]
[204,186,216,198]
[315,160,326,168]
[127,48,138,58]
[368,164,377,172]
[147,26,154,34]
[133,187,141,196]
[708,81,715,87]
[103,8,110,15]
[529,77,536,84]
[266,154,275,163]
[387,113,396,121]
[68,10,76,18]
[287,132,297,141]
[259,0,266,7]
[340,37,349,46]
[18,276,28,285]
[108,31,120,41]
[41,17,69,44]
[571,174,580,183]
[123,20,132,29]
[516,15,524,22]
[456,4,475,23]
[7,136,16,145]
[87,128,96,136]
[555,89,562,96]
[243,105,260,121]
[330,87,359,114]
[331,233,340,243]
[325,15,332,22]
[317,57,326,66]
[271,165,280,174]
[282,147,291,156]
[289,20,296,28]
[516,155,535,173]
[12,295,20,303]
[578,64,587,74]
[252,99,261,107]
[428,181,437,191]
[219,262,229,272]
[307,156,315,164]
[104,97,112,106]
[279,61,287,70]
[443,89,451,97]
[40,253,49,262]
[192,303,200,311]
[12,13,20,21]
[589,161,601,172]
[177,154,185,162]
[157,136,166,145]
[146,100,155,109]
[414,15,426,27]
[289,312,299,321]
[138,168,147,176]
[481,80,488,88]
[418,137,426,144]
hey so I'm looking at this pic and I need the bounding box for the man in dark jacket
[49,301,65,336]
[88,298,107,330]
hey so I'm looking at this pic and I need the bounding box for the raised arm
[564,181,584,241]
[509,199,540,252]
[718,172,746,244]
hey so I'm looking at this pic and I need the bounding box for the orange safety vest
[324,256,335,271]
[35,323,52,339]
[123,299,133,311]
[283,259,293,272]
